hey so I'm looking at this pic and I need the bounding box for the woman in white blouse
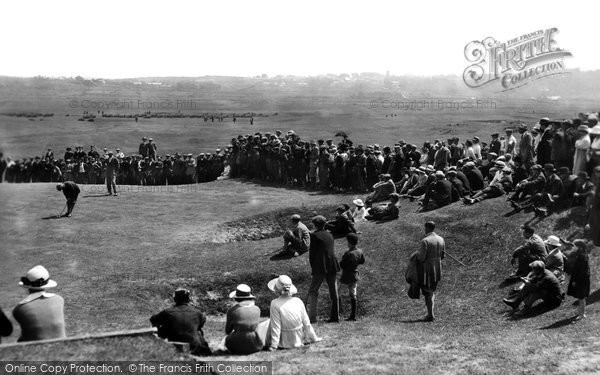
[573,125,591,175]
[267,275,321,351]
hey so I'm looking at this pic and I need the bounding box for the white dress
[573,135,590,175]
[268,296,318,350]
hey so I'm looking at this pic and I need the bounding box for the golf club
[57,202,67,218]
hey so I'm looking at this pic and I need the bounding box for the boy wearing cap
[13,266,66,342]
[339,233,365,321]
[503,260,562,316]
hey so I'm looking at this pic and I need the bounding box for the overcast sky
[1,0,597,78]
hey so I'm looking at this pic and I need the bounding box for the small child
[339,233,366,321]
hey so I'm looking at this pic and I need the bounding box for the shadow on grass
[398,318,432,324]
[553,207,588,231]
[507,303,557,321]
[82,194,110,198]
[539,315,578,329]
[41,214,62,220]
[586,288,600,306]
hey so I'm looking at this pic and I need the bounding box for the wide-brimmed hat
[19,265,57,291]
[353,198,365,207]
[494,161,506,168]
[229,284,255,299]
[544,235,561,247]
[268,275,298,295]
[590,126,600,135]
[577,125,589,133]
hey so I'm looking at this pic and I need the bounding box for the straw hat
[229,284,255,299]
[353,198,365,207]
[19,265,57,291]
[544,235,561,247]
[267,275,298,295]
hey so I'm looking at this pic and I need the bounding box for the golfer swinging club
[56,181,80,218]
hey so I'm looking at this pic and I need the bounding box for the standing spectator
[573,125,591,175]
[105,151,119,196]
[307,215,341,323]
[588,122,600,174]
[472,137,482,161]
[147,138,157,160]
[13,265,66,342]
[588,167,600,251]
[536,118,553,165]
[566,240,590,321]
[150,288,211,356]
[489,133,501,156]
[267,275,321,351]
[0,307,13,343]
[504,129,517,155]
[339,233,365,321]
[139,137,148,158]
[412,221,445,322]
[518,124,535,170]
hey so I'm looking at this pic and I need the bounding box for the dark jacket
[150,304,211,356]
[530,269,562,305]
[512,234,547,261]
[62,181,80,200]
[340,247,365,284]
[543,173,563,198]
[309,230,341,275]
[0,307,13,343]
[224,302,263,355]
[567,251,590,299]
[465,168,484,191]
[424,179,453,207]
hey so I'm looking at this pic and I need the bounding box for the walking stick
[444,250,466,266]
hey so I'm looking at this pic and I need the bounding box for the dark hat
[291,214,301,221]
[520,224,535,233]
[543,163,555,171]
[491,133,499,137]
[557,167,570,175]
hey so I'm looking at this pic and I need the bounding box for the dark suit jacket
[309,230,340,275]
[150,304,210,355]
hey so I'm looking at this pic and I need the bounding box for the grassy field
[0,181,599,374]
[1,84,599,373]
[1,87,598,160]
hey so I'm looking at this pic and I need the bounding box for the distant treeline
[2,112,54,118]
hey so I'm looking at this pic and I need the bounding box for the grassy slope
[0,181,599,374]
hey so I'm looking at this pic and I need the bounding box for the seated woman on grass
[267,275,321,351]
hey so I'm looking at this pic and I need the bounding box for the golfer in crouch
[56,181,80,218]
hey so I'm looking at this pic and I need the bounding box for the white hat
[229,284,255,299]
[353,198,365,207]
[589,125,600,135]
[19,265,57,291]
[268,275,298,295]
[544,235,561,247]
